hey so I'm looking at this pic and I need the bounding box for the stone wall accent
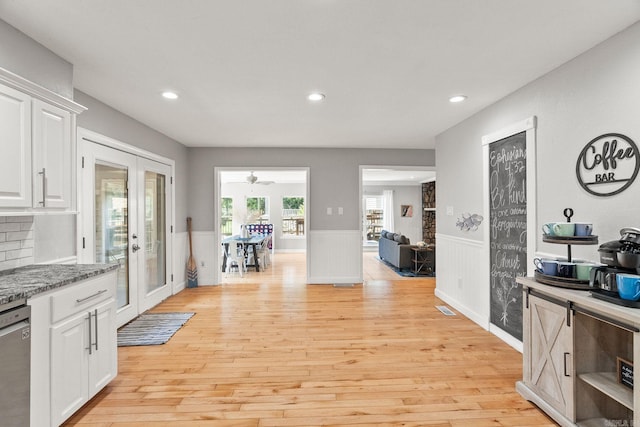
[422,182,436,245]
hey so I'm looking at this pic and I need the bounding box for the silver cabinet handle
[38,168,46,206]
[93,308,99,351]
[86,311,93,355]
[76,289,108,304]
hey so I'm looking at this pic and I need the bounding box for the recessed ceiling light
[308,93,325,102]
[449,95,467,103]
[162,91,178,100]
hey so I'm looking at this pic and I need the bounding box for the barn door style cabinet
[517,277,637,426]
[0,67,85,213]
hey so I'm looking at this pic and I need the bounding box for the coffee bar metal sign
[576,133,640,197]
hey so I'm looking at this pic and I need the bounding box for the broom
[186,217,198,288]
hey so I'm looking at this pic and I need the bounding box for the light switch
[338,207,343,215]
[327,207,333,215]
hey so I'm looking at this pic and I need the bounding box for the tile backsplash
[0,216,34,271]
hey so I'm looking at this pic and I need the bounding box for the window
[246,197,269,223]
[282,197,304,236]
[221,197,233,236]
[364,195,384,242]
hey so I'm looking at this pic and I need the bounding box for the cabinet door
[0,83,32,208]
[32,99,72,209]
[525,294,574,420]
[88,299,118,398]
[51,312,90,426]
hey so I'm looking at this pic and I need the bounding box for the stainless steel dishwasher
[0,299,31,427]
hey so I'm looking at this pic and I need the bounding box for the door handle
[132,243,141,252]
[564,352,571,377]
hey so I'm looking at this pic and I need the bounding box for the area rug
[117,312,195,346]
[376,256,435,278]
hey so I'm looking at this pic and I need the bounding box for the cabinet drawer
[50,272,116,323]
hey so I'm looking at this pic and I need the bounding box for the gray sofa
[378,230,415,269]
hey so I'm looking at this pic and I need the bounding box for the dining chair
[225,240,246,277]
[256,234,271,270]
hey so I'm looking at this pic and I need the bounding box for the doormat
[117,312,195,347]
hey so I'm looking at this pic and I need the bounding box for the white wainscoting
[307,230,362,284]
[173,231,187,293]
[189,231,217,286]
[434,233,490,330]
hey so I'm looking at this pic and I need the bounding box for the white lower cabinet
[29,271,117,427]
[51,299,116,426]
[518,278,638,427]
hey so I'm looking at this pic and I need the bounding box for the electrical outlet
[446,206,454,216]
[327,207,333,215]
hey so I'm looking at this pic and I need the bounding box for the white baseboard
[307,275,363,285]
[489,324,523,353]
[434,288,489,330]
[274,249,306,254]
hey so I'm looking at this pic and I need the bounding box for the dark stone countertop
[0,264,119,305]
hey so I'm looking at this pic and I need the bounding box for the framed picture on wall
[401,205,413,217]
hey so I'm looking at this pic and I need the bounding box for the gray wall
[74,91,189,232]
[188,148,435,232]
[0,20,73,98]
[437,21,640,261]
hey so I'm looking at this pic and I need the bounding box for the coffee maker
[590,227,640,298]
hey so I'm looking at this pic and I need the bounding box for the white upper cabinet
[32,100,72,209]
[0,82,32,208]
[0,68,85,214]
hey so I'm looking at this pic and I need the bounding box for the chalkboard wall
[489,131,527,341]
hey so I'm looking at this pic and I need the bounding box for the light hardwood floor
[63,252,555,426]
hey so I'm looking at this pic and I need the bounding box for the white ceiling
[1,1,639,150]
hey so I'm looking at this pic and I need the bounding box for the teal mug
[542,223,557,236]
[575,262,598,281]
[553,223,575,237]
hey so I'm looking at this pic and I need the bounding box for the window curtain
[382,190,394,232]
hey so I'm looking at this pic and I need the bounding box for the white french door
[79,136,172,327]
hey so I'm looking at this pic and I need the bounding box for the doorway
[214,168,309,284]
[78,129,174,327]
[360,166,436,269]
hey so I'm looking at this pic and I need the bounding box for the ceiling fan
[246,171,274,185]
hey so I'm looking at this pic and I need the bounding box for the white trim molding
[481,116,536,346]
[0,66,86,114]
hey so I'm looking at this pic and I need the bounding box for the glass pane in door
[144,171,166,293]
[95,164,129,308]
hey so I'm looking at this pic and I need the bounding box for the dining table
[221,234,267,272]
